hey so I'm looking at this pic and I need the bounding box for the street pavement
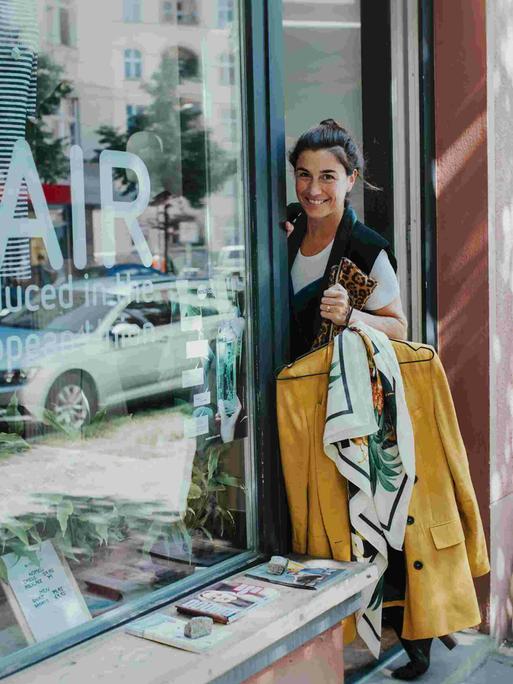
[352,632,513,683]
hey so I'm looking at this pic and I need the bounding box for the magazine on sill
[126,612,232,653]
[175,580,278,624]
[245,559,353,590]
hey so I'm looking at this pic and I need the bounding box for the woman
[284,119,408,361]
[284,120,429,680]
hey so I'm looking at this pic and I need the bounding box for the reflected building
[35,0,242,277]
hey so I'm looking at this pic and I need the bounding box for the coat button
[11,46,22,60]
[413,560,423,570]
[407,516,415,525]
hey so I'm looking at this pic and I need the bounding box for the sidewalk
[349,632,513,684]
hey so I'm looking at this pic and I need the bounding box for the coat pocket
[430,519,465,550]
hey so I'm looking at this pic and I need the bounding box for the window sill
[7,560,377,684]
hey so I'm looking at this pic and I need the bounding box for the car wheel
[46,371,98,431]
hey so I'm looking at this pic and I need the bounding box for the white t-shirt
[291,247,399,311]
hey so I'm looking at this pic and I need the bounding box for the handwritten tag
[182,368,204,388]
[1,540,90,642]
[186,339,209,359]
[183,415,209,439]
[193,391,211,407]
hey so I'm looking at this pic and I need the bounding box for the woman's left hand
[320,283,350,326]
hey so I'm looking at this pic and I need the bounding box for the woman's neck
[301,207,344,256]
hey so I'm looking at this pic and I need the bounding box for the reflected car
[0,277,237,429]
[214,246,245,277]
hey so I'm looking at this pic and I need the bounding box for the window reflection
[0,0,250,665]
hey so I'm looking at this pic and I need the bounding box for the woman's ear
[348,169,358,191]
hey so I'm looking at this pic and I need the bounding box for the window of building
[46,1,75,46]
[218,0,234,28]
[177,0,199,25]
[178,46,199,82]
[218,52,235,86]
[123,0,142,22]
[124,49,143,79]
[126,104,146,131]
[0,2,254,677]
[161,0,175,23]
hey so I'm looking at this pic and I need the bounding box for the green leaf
[215,473,241,488]
[0,432,30,454]
[0,558,7,582]
[42,409,79,439]
[187,482,202,499]
[5,395,25,436]
[56,499,74,535]
[3,522,29,547]
[208,450,220,481]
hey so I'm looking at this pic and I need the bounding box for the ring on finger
[327,305,331,312]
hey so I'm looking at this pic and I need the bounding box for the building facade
[0,0,511,680]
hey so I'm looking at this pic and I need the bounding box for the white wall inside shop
[283,0,364,218]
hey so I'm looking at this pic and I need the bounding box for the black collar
[288,206,356,336]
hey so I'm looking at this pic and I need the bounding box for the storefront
[0,0,501,680]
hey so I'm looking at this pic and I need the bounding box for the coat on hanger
[276,339,490,641]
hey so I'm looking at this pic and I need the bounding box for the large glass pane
[0,0,251,661]
[283,0,363,217]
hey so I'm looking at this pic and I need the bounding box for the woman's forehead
[296,148,343,171]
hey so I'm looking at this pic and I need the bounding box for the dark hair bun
[319,118,344,130]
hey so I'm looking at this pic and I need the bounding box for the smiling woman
[286,119,407,360]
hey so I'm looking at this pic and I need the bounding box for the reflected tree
[95,51,235,208]
[26,53,73,184]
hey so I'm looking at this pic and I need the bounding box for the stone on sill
[268,556,289,575]
[184,616,214,639]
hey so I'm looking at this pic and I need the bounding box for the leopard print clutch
[311,258,377,350]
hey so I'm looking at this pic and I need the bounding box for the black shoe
[391,638,432,681]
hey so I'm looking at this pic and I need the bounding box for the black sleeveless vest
[287,203,397,360]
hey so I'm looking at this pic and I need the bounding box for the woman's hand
[320,283,350,326]
[282,221,294,238]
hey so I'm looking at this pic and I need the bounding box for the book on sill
[126,612,232,653]
[175,580,278,624]
[245,559,354,590]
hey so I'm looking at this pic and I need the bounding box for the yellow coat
[276,340,490,640]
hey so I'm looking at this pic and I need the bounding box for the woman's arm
[350,297,408,340]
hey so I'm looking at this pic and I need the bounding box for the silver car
[0,276,236,429]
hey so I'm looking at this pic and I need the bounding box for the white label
[181,315,203,332]
[183,415,209,439]
[182,367,204,388]
[186,339,209,359]
[193,391,211,407]
[1,540,91,642]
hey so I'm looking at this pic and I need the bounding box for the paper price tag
[186,339,209,359]
[182,368,204,388]
[183,415,209,439]
[193,391,211,407]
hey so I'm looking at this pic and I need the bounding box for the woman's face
[294,149,357,222]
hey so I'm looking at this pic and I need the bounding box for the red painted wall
[433,0,490,625]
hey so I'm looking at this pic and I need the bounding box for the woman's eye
[321,174,335,182]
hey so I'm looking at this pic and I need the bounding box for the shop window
[218,52,235,86]
[0,0,253,676]
[177,0,199,25]
[178,46,199,82]
[160,0,175,23]
[218,0,234,28]
[124,49,143,79]
[123,0,142,23]
[220,104,237,142]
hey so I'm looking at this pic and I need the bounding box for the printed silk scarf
[323,323,415,657]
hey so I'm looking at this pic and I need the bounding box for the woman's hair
[288,119,379,198]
